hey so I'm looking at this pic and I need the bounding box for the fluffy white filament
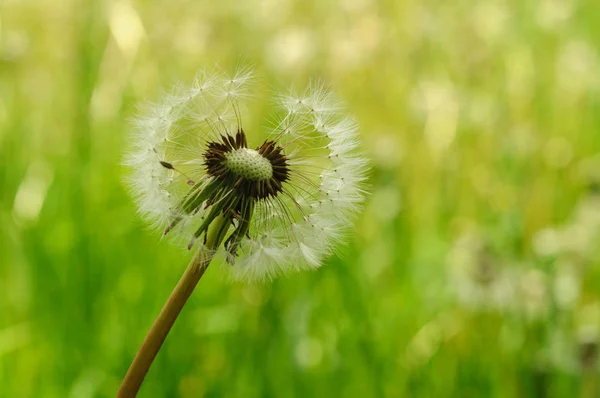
[125,67,368,282]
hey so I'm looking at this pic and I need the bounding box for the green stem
[117,215,231,397]
[582,370,597,398]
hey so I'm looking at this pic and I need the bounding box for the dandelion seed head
[125,67,368,282]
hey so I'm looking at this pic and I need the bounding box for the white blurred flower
[550,302,600,373]
[553,261,580,310]
[533,192,600,261]
[518,269,549,321]
[125,67,368,282]
[556,195,600,257]
[447,233,515,312]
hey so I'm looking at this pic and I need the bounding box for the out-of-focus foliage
[2,0,600,396]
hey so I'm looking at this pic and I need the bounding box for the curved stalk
[117,215,231,397]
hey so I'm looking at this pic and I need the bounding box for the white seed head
[125,66,368,282]
[224,148,273,181]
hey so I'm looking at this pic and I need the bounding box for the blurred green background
[2,0,600,396]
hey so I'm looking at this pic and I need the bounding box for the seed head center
[224,148,273,181]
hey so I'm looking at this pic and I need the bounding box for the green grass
[2,0,600,396]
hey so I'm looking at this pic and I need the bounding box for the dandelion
[447,232,515,313]
[549,302,600,374]
[118,67,367,396]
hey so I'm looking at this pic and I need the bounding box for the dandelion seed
[125,67,368,282]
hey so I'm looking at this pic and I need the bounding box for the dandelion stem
[117,214,231,397]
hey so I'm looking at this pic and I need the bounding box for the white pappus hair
[125,66,368,282]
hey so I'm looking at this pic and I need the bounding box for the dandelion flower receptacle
[126,67,368,282]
